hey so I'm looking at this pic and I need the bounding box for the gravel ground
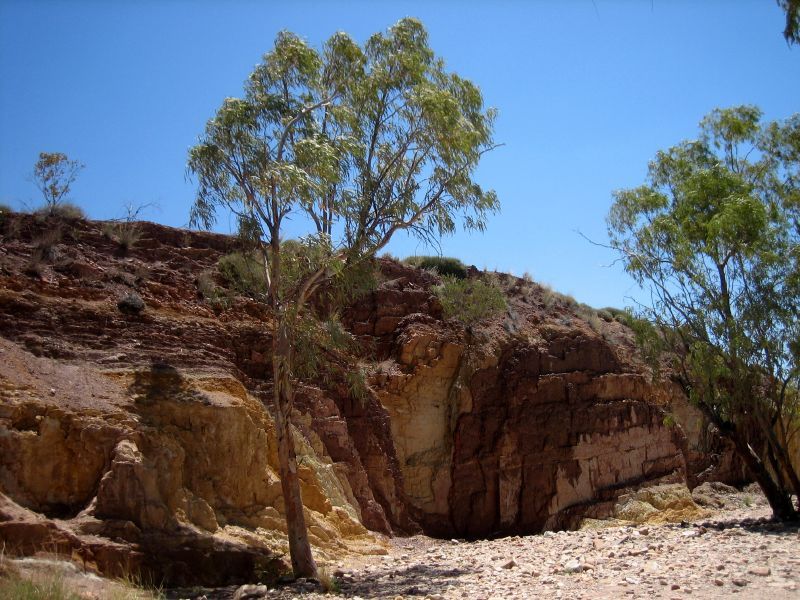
[189,487,800,600]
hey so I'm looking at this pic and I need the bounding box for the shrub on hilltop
[403,255,468,279]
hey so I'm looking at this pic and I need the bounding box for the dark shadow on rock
[128,361,212,407]
[337,563,475,599]
[694,515,800,537]
[117,362,288,588]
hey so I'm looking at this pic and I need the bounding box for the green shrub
[217,252,268,297]
[403,255,468,279]
[318,567,341,594]
[575,303,597,322]
[607,307,638,328]
[434,275,507,325]
[196,271,232,311]
[597,309,614,322]
[539,283,556,309]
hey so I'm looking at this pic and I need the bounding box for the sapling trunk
[272,318,318,578]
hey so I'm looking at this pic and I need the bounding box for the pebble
[563,559,582,573]
[245,489,798,600]
[501,559,517,569]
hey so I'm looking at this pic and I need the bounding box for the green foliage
[0,572,81,600]
[196,271,232,312]
[31,152,84,214]
[217,252,268,297]
[188,18,498,304]
[323,256,378,309]
[317,567,341,594]
[292,314,368,401]
[596,309,613,322]
[403,255,468,279]
[601,306,629,320]
[345,366,370,402]
[560,293,577,308]
[434,275,506,325]
[779,0,800,44]
[607,105,800,517]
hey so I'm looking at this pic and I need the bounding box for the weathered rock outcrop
[0,340,388,585]
[0,216,399,584]
[0,214,740,584]
[366,289,695,538]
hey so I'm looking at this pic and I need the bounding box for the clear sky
[1,1,797,309]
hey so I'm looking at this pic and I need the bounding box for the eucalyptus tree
[608,106,800,520]
[188,18,498,576]
[779,0,800,44]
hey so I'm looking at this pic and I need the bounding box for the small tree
[189,18,498,576]
[31,152,84,214]
[607,106,800,520]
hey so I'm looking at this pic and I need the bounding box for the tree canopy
[188,18,498,576]
[189,19,497,286]
[31,152,84,214]
[607,105,800,519]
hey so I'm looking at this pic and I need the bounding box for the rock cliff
[0,214,741,584]
[354,273,742,538]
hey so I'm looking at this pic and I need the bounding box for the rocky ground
[165,485,799,600]
[3,485,798,600]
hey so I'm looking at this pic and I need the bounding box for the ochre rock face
[357,272,744,537]
[0,346,386,585]
[0,217,396,585]
[0,215,741,583]
[372,316,690,538]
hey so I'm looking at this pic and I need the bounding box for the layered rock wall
[372,312,689,538]
[0,215,742,584]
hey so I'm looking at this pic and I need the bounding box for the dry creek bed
[172,487,800,600]
[5,487,798,600]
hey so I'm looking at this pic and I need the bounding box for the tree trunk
[761,417,800,509]
[695,400,797,520]
[731,434,797,520]
[273,317,318,578]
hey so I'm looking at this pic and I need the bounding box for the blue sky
[1,1,797,309]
